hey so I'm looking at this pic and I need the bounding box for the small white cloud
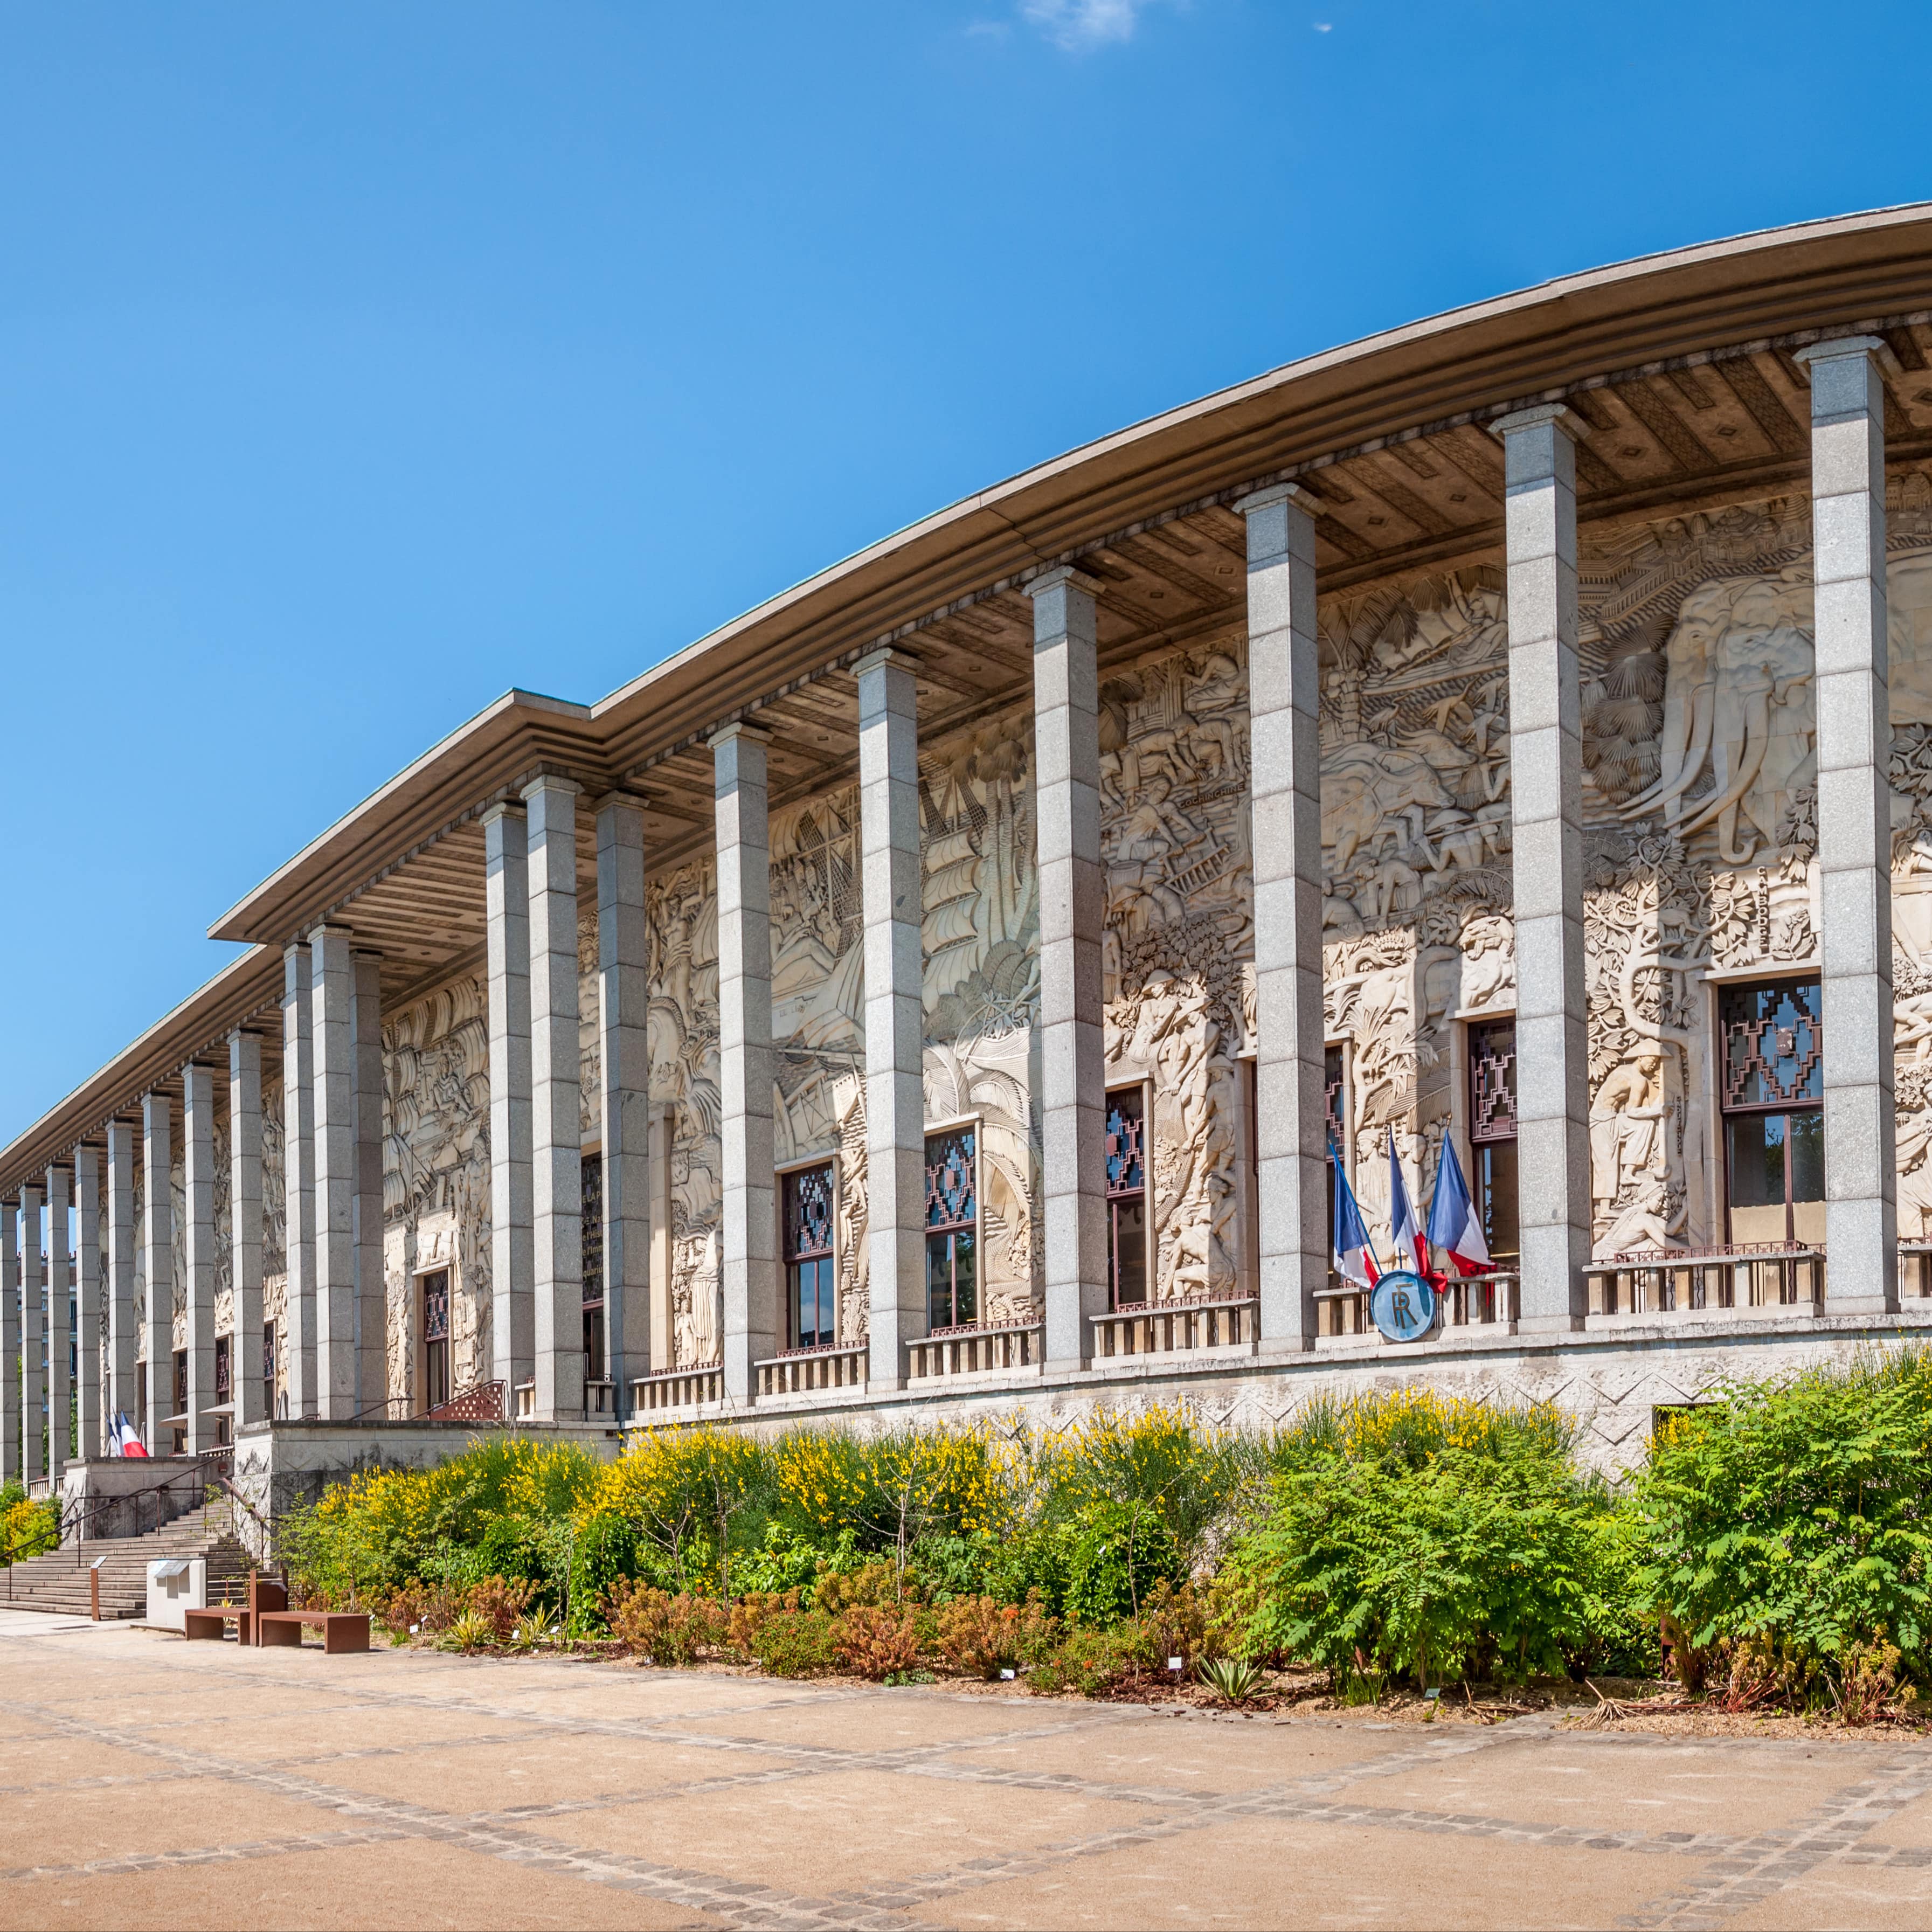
[1313,19,1333,29]
[1020,0,1151,51]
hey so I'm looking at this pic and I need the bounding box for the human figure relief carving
[382,976,491,1395]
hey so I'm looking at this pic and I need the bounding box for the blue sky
[1,0,1926,1136]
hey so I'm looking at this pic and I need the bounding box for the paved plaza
[4,1610,1932,1930]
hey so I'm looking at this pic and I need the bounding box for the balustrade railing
[1900,1242,1932,1299]
[754,1344,868,1398]
[1585,1244,1825,1315]
[1089,1294,1256,1359]
[907,1320,1041,1381]
[631,1366,722,1415]
[1317,1271,1517,1339]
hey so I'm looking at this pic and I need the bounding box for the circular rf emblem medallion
[1369,1270,1437,1344]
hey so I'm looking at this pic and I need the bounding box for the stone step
[3,1503,259,1619]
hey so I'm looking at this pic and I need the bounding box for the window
[422,1270,451,1411]
[581,1155,606,1380]
[784,1163,836,1349]
[262,1320,276,1393]
[1105,1088,1148,1308]
[172,1348,188,1455]
[1720,979,1824,1247]
[1469,1019,1520,1263]
[1325,1044,1346,1260]
[213,1334,232,1446]
[925,1127,977,1331]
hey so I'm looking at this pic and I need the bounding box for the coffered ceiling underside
[8,218,1932,1194]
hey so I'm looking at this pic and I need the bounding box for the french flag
[1387,1131,1428,1277]
[110,1410,148,1458]
[1331,1146,1379,1289]
[1427,1137,1493,1277]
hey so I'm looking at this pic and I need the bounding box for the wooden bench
[255,1609,371,1654]
[183,1605,252,1643]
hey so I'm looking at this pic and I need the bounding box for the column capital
[709,718,772,750]
[852,644,919,681]
[519,771,583,803]
[1487,402,1582,444]
[1024,564,1103,603]
[479,797,528,827]
[1791,333,1898,373]
[1234,480,1326,519]
[308,918,354,946]
[589,788,649,820]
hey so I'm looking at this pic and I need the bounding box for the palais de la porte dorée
[12,204,1932,1545]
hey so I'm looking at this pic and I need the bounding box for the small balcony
[754,1342,868,1398]
[1585,1244,1824,1319]
[1316,1271,1519,1343]
[908,1318,1042,1381]
[630,1365,722,1418]
[1090,1292,1257,1361]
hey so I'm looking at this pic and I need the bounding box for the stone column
[182,1064,217,1454]
[1,1206,18,1482]
[482,801,534,1401]
[74,1147,101,1459]
[1240,485,1329,1354]
[228,1030,265,1430]
[856,648,926,1387]
[1492,405,1591,1332]
[141,1092,172,1453]
[20,1183,42,1481]
[310,924,357,1419]
[45,1164,70,1478]
[1029,567,1108,1370]
[1793,337,1898,1311]
[594,793,652,1402]
[281,943,317,1418]
[712,724,777,1401]
[351,951,386,1414]
[524,775,585,1422]
[106,1120,136,1437]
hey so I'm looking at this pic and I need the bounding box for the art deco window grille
[1719,979,1824,1248]
[925,1127,978,1331]
[1468,1019,1520,1264]
[213,1333,232,1445]
[1324,1044,1346,1265]
[784,1162,837,1350]
[423,1269,451,1412]
[1105,1087,1149,1308]
[581,1157,606,1380]
[262,1319,276,1395]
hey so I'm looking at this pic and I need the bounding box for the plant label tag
[1000,1668,1015,1680]
[1168,1657,1183,1671]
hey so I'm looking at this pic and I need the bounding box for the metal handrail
[344,1378,507,1425]
[56,1463,208,1562]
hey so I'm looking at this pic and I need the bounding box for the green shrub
[568,1512,639,1629]
[1222,1394,1612,1692]
[1062,1501,1186,1626]
[1028,1624,1142,1697]
[1636,1349,1932,1701]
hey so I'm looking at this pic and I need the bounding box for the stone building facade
[11,208,1932,1490]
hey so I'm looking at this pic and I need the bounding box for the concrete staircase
[1,1498,254,1619]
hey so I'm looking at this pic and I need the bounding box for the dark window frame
[1105,1084,1150,1310]
[421,1268,452,1411]
[1716,974,1825,1249]
[782,1160,838,1351]
[925,1124,978,1332]
[1467,1016,1520,1264]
